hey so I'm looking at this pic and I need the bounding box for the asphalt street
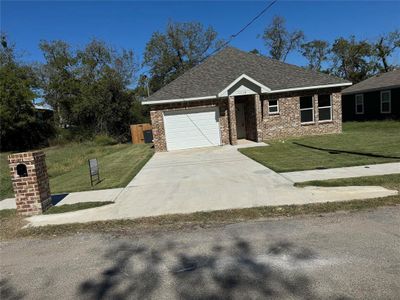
[1,206,400,299]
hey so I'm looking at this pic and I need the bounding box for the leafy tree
[301,40,330,71]
[144,21,219,92]
[372,30,400,72]
[330,36,375,83]
[249,49,261,55]
[75,39,136,139]
[38,40,79,127]
[129,75,150,124]
[0,35,54,150]
[261,16,304,61]
[39,39,136,141]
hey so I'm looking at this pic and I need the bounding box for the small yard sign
[88,158,100,186]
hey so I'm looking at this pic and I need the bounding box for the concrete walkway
[25,146,397,227]
[281,162,400,183]
[0,188,123,210]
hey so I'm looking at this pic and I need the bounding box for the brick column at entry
[254,94,263,142]
[228,96,237,145]
[8,151,52,215]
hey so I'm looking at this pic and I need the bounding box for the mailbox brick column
[8,151,52,216]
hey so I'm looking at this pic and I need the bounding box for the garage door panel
[163,107,221,151]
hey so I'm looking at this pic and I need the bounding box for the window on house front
[318,94,332,121]
[380,90,391,113]
[355,94,364,114]
[268,100,279,115]
[300,96,314,123]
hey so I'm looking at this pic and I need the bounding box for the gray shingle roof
[144,47,350,102]
[342,69,400,95]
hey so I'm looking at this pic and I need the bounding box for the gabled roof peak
[145,46,350,104]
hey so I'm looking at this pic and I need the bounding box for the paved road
[1,207,400,299]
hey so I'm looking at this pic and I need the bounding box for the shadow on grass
[77,238,348,299]
[293,142,400,159]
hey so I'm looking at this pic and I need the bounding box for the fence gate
[130,123,153,144]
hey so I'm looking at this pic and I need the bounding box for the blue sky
[2,1,400,71]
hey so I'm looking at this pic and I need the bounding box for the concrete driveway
[27,146,397,226]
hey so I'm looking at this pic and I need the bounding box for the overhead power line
[201,0,278,62]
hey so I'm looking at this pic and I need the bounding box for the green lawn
[296,174,400,191]
[0,143,153,200]
[44,201,114,214]
[240,121,400,172]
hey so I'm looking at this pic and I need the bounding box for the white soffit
[143,82,352,105]
[218,74,271,97]
[230,85,258,96]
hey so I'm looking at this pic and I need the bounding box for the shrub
[94,134,118,146]
[49,127,95,146]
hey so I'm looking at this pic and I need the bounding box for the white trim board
[144,95,217,105]
[268,82,352,94]
[218,74,271,97]
[142,80,352,105]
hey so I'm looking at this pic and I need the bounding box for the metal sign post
[88,158,100,187]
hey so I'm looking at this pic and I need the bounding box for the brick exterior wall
[254,94,263,142]
[149,88,343,151]
[228,96,237,145]
[149,110,167,152]
[150,99,230,152]
[262,88,342,140]
[8,151,52,216]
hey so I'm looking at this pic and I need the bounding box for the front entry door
[236,103,246,139]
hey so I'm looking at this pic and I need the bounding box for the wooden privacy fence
[130,123,153,144]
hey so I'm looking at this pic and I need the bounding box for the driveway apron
[26,146,397,226]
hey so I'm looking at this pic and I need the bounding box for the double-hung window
[268,100,279,115]
[355,94,364,114]
[318,94,332,122]
[300,96,314,124]
[380,90,391,113]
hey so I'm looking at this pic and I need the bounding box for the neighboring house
[143,47,351,152]
[34,103,54,121]
[342,69,400,121]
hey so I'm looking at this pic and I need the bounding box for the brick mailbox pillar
[8,151,52,215]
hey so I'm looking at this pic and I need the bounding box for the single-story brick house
[143,47,351,152]
[342,69,400,121]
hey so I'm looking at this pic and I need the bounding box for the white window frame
[355,94,364,115]
[380,90,391,114]
[300,96,314,124]
[268,99,279,115]
[318,94,333,122]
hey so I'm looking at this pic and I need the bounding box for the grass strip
[1,196,398,240]
[295,174,400,190]
[44,201,113,214]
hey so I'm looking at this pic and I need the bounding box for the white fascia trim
[269,82,352,94]
[143,82,353,105]
[218,74,271,97]
[142,95,217,105]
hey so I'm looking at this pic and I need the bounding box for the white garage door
[163,107,221,151]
